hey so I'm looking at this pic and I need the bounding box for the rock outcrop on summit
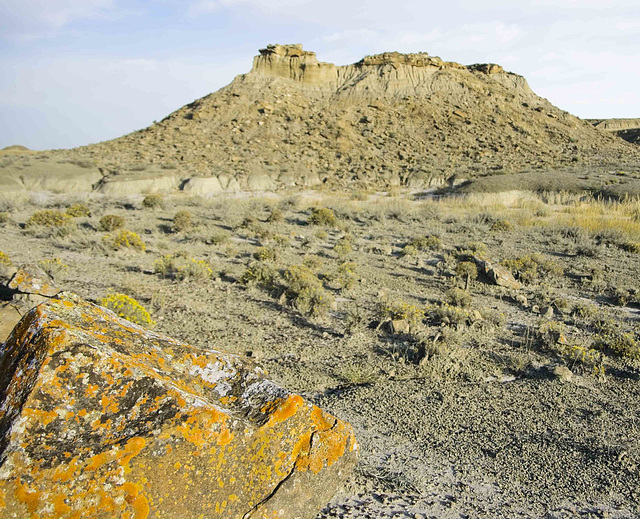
[2,44,639,194]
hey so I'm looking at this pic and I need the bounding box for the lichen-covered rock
[0,293,357,518]
[7,265,59,297]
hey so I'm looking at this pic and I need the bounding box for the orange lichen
[133,494,150,519]
[98,491,116,512]
[119,437,146,469]
[23,407,58,426]
[85,452,109,471]
[265,394,303,427]
[53,494,72,514]
[14,480,41,513]
[52,457,78,482]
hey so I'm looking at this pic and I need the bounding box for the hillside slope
[4,44,640,194]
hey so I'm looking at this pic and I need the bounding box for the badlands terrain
[1,45,640,517]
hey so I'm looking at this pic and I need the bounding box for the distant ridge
[3,44,639,195]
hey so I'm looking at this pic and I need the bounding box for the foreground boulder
[0,293,357,518]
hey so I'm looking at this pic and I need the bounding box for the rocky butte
[1,43,638,195]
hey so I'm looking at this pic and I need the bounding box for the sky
[1,0,639,150]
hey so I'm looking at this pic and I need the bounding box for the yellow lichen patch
[14,480,41,513]
[265,394,304,427]
[53,494,72,514]
[119,437,146,470]
[85,452,109,471]
[133,494,150,519]
[296,422,353,474]
[52,457,78,482]
[122,481,142,503]
[23,407,58,426]
[0,488,5,509]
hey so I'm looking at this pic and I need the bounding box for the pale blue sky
[1,0,639,150]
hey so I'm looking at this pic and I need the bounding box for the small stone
[553,365,573,382]
[388,319,410,334]
[542,306,554,319]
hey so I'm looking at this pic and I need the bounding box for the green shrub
[378,299,424,327]
[38,258,68,279]
[502,253,563,285]
[98,293,155,327]
[173,210,192,232]
[142,194,164,209]
[446,287,472,308]
[455,261,477,290]
[400,245,418,258]
[27,209,70,227]
[209,230,230,246]
[153,253,213,281]
[309,207,336,226]
[333,237,353,258]
[536,321,567,351]
[253,246,278,263]
[0,212,10,225]
[65,203,91,217]
[266,208,284,223]
[240,261,278,289]
[490,219,513,232]
[99,214,125,232]
[107,230,146,251]
[0,251,11,267]
[284,264,334,318]
[327,262,358,290]
[622,241,640,254]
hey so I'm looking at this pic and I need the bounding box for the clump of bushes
[490,219,513,232]
[266,208,284,223]
[98,293,155,327]
[172,210,193,232]
[253,246,278,263]
[377,299,424,328]
[408,235,443,251]
[309,207,337,227]
[153,253,213,281]
[0,212,11,225]
[27,209,70,227]
[333,235,354,258]
[326,262,358,291]
[621,241,640,254]
[38,258,68,279]
[445,287,472,308]
[502,253,563,284]
[284,264,334,318]
[0,251,12,277]
[455,261,477,290]
[142,194,164,209]
[106,230,146,251]
[99,214,125,232]
[65,203,91,217]
[0,252,12,267]
[240,261,278,289]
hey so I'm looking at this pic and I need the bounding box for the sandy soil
[1,190,639,518]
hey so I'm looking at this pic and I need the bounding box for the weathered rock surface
[474,256,521,290]
[0,293,357,518]
[0,265,60,343]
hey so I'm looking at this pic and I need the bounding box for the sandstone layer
[0,293,357,518]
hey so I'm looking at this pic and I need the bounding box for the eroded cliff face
[245,44,533,99]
